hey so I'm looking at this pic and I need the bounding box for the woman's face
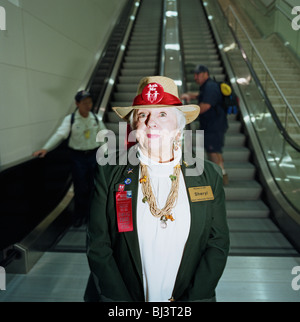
[134,107,179,161]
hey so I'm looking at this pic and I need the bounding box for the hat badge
[141,83,164,104]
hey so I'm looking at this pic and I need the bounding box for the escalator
[49,0,164,253]
[87,0,136,105]
[54,0,300,257]
[178,0,299,256]
[103,0,163,135]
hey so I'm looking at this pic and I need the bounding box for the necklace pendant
[160,215,167,229]
[160,221,167,229]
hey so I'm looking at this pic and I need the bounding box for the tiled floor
[216,256,300,302]
[1,252,88,302]
[1,252,299,302]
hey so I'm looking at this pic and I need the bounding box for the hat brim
[112,104,200,125]
[76,94,92,102]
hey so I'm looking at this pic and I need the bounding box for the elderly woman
[84,76,229,302]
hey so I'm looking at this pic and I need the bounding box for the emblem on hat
[141,83,164,104]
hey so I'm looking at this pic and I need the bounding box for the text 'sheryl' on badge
[188,186,214,202]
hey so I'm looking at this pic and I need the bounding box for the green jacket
[84,150,229,302]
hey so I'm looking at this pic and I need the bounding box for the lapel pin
[139,176,147,183]
[183,160,189,167]
[127,168,134,174]
[118,184,125,192]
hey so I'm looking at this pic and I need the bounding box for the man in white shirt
[33,90,105,227]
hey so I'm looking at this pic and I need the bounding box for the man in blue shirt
[181,65,229,185]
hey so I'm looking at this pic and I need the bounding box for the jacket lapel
[172,160,209,298]
[116,161,143,285]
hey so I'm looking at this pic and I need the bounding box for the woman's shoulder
[182,156,222,182]
[203,159,222,177]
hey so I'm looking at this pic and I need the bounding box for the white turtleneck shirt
[136,147,191,302]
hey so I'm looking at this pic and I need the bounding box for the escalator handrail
[225,5,300,153]
[87,0,137,114]
[0,249,21,268]
[85,0,135,91]
[177,1,188,95]
[226,5,300,127]
[159,0,167,76]
[205,0,300,218]
[94,1,143,115]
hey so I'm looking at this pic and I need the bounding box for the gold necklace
[139,163,181,229]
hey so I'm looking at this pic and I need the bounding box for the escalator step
[115,84,139,92]
[126,49,158,55]
[121,69,156,76]
[118,76,146,83]
[124,56,158,62]
[122,62,157,69]
[224,181,263,201]
[224,162,256,181]
[226,201,270,218]
[113,93,138,101]
[225,133,246,147]
[110,101,133,107]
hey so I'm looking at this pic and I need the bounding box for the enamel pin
[124,178,132,185]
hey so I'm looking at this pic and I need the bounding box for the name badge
[188,186,214,202]
[84,130,90,139]
[115,191,133,232]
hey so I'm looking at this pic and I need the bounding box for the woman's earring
[173,139,180,151]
